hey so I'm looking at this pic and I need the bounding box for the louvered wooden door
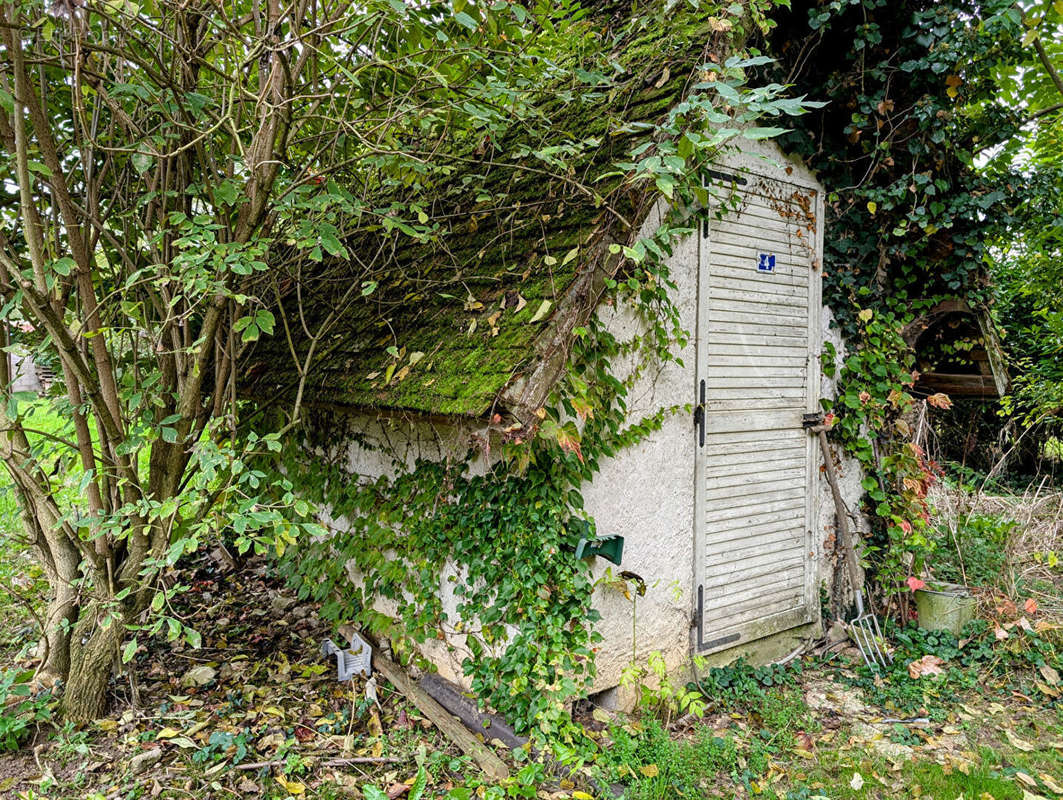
[693,174,822,654]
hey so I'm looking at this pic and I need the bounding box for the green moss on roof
[244,2,738,417]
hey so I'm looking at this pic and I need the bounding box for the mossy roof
[244,3,735,418]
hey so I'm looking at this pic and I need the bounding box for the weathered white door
[693,169,823,654]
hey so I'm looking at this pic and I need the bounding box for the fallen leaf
[640,764,660,778]
[1023,791,1051,800]
[851,772,865,791]
[994,626,1010,641]
[166,736,198,749]
[1025,598,1039,615]
[1038,774,1063,794]
[156,727,180,739]
[908,655,946,679]
[528,300,553,324]
[927,392,953,409]
[907,576,927,592]
[1005,729,1036,752]
[1040,664,1061,686]
[1016,772,1039,788]
[180,665,216,687]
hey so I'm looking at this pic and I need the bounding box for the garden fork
[813,426,892,671]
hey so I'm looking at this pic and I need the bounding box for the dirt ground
[1,553,1061,800]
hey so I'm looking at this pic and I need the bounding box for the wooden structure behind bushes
[902,299,1007,399]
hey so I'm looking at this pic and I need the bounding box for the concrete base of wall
[696,620,821,671]
[602,619,822,712]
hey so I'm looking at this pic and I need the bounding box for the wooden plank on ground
[338,625,510,781]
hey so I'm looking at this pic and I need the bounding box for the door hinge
[695,585,742,653]
[694,379,705,447]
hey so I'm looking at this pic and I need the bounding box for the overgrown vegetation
[272,0,816,742]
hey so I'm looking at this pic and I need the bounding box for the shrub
[0,669,53,752]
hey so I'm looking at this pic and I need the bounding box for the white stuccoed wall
[578,200,697,695]
[7,349,42,394]
[817,305,871,608]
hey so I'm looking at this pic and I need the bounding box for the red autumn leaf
[556,426,584,463]
[1025,598,1038,615]
[906,576,926,592]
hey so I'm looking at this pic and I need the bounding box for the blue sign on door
[757,253,776,273]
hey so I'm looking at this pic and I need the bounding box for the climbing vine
[821,300,944,603]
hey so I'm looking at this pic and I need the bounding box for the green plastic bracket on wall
[574,534,624,565]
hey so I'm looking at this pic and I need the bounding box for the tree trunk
[62,611,123,723]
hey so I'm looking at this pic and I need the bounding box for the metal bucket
[914,582,977,635]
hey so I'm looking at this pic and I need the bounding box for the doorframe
[691,157,825,656]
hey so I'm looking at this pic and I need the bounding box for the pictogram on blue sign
[757,253,776,273]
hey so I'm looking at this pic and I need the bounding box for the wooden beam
[916,373,1000,397]
[339,625,510,782]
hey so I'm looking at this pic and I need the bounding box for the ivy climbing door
[692,168,823,655]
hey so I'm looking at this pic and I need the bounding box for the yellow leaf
[1006,729,1036,752]
[639,764,660,778]
[156,727,180,739]
[528,300,553,324]
[263,706,285,717]
[1017,772,1039,789]
[1023,791,1051,800]
[866,201,877,215]
[282,779,306,795]
[858,308,873,322]
[572,793,596,800]
[1038,774,1063,794]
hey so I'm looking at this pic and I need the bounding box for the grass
[0,401,67,660]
